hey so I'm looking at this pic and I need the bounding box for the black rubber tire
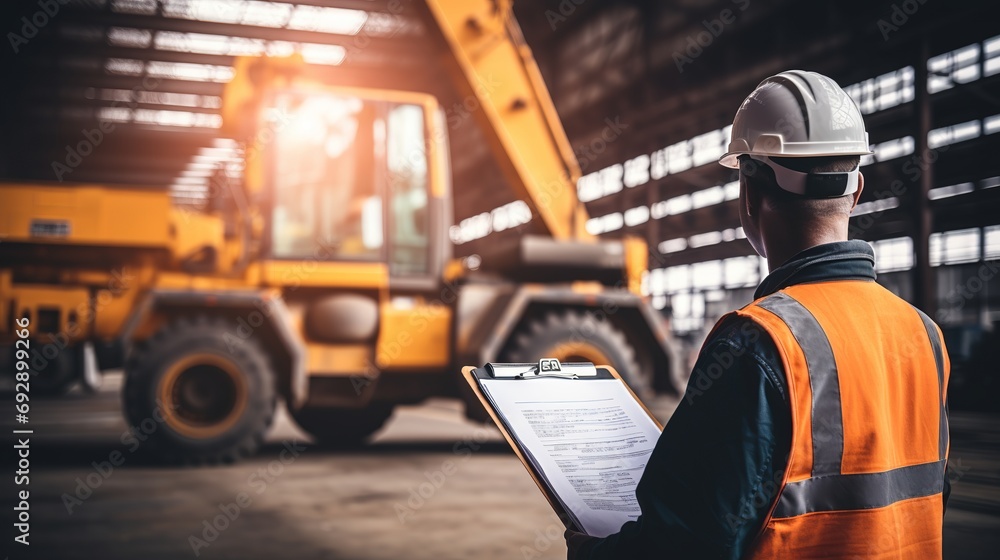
[502,310,652,397]
[291,405,394,448]
[123,316,276,465]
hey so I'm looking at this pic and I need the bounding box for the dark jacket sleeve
[572,316,792,560]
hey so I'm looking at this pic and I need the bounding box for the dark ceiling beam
[24,42,238,68]
[514,0,618,52]
[7,72,226,96]
[548,0,799,131]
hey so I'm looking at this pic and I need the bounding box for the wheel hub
[158,354,248,439]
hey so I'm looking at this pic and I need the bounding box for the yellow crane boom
[425,0,591,240]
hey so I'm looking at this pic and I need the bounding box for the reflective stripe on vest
[774,459,946,518]
[913,307,949,461]
[756,291,948,518]
[757,293,843,477]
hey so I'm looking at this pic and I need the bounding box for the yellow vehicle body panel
[376,300,452,369]
[10,285,91,340]
[0,183,171,247]
[169,208,227,266]
[306,343,371,377]
[154,272,258,291]
[92,283,143,342]
[261,261,389,290]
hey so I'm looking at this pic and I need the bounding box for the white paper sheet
[479,377,661,538]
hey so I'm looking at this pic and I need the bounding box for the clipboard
[461,360,663,533]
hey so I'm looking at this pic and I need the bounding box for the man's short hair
[740,155,861,216]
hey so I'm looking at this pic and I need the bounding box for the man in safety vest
[566,70,950,559]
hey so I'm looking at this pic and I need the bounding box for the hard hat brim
[719,152,742,169]
[719,147,874,169]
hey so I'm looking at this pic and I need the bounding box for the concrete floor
[2,373,998,559]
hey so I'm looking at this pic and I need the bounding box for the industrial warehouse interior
[1,0,997,558]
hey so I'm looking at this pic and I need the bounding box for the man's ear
[850,172,865,211]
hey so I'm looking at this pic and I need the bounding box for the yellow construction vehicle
[0,0,679,463]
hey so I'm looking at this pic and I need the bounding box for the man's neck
[765,229,848,271]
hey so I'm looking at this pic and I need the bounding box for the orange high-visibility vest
[733,280,949,559]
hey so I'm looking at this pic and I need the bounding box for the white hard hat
[720,70,873,197]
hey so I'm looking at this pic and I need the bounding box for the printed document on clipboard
[462,360,663,538]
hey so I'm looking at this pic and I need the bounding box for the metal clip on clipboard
[484,358,598,379]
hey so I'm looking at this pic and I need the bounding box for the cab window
[267,93,431,275]
[386,104,429,275]
[269,94,382,260]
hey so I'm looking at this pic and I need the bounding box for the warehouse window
[869,136,915,164]
[670,292,706,334]
[724,256,762,289]
[985,226,1000,260]
[650,255,765,334]
[928,183,975,201]
[658,238,686,254]
[689,231,723,248]
[928,43,981,94]
[985,35,1000,76]
[692,186,726,209]
[647,181,740,220]
[692,261,723,290]
[985,115,1000,135]
[929,120,981,149]
[623,155,651,188]
[723,181,740,200]
[871,237,914,272]
[931,229,981,266]
[585,212,624,235]
[852,196,900,216]
[645,268,663,296]
[169,140,239,206]
[150,0,370,36]
[664,265,691,292]
[662,140,693,175]
[108,59,237,82]
[654,228,745,254]
[624,206,650,227]
[106,26,349,66]
[655,194,692,217]
[448,200,531,245]
[583,125,733,199]
[690,128,729,167]
[845,66,914,114]
[577,164,623,202]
